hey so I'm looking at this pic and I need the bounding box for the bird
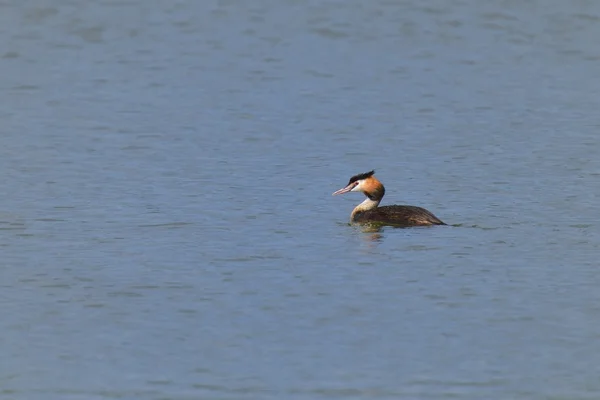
[332,170,445,227]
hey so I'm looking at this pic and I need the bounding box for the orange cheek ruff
[362,177,382,193]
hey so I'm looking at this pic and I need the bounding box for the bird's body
[333,170,445,227]
[352,205,445,226]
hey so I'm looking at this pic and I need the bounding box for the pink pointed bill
[332,183,355,196]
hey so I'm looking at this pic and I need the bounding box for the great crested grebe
[332,170,445,227]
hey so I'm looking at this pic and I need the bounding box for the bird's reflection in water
[357,223,441,245]
[358,224,384,243]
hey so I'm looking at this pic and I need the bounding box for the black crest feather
[348,170,375,184]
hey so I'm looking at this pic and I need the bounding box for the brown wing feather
[353,205,445,226]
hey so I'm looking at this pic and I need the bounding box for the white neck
[351,197,380,220]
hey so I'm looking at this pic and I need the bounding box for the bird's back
[353,205,445,227]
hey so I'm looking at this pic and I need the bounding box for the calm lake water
[2,0,600,399]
